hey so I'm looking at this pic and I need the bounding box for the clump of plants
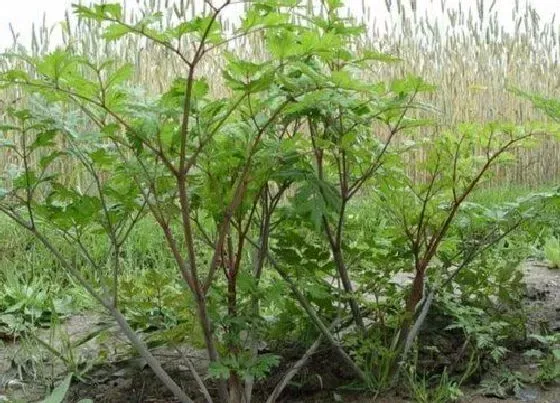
[543,236,560,269]
[0,1,558,402]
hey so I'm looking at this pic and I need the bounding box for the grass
[471,183,559,205]
[0,214,184,334]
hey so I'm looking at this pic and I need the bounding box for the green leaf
[266,30,294,59]
[247,353,281,380]
[40,373,73,403]
[103,24,132,41]
[32,130,58,151]
[391,75,436,94]
[160,78,208,107]
[97,4,122,19]
[292,61,327,85]
[208,361,231,380]
[512,88,560,122]
[192,78,210,98]
[66,73,100,99]
[159,123,179,149]
[40,151,65,170]
[325,0,344,8]
[330,70,367,90]
[106,63,134,88]
[300,31,341,56]
[359,50,401,63]
[73,4,122,22]
[36,50,77,81]
[241,8,290,32]
[13,170,39,189]
[168,16,223,44]
[90,148,117,168]
[1,68,30,83]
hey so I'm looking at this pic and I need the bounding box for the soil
[522,260,560,334]
[0,260,559,402]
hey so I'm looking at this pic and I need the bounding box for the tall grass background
[1,0,559,186]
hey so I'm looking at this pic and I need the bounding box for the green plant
[3,0,559,185]
[480,369,528,399]
[527,333,560,384]
[0,271,74,336]
[39,372,92,403]
[543,236,560,269]
[443,299,511,371]
[375,122,542,382]
[0,1,421,401]
[406,367,463,403]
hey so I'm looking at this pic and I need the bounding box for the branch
[203,98,292,293]
[245,237,367,383]
[266,318,341,403]
[423,131,535,265]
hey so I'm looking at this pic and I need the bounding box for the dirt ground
[0,260,559,402]
[522,260,560,334]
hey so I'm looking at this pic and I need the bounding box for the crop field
[0,1,560,402]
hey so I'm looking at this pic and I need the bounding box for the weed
[527,333,560,384]
[480,368,528,399]
[406,367,463,403]
[543,236,560,269]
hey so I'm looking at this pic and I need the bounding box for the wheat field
[1,0,559,186]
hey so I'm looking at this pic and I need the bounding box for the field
[1,1,560,402]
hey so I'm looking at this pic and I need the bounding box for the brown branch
[203,98,292,293]
[265,318,341,403]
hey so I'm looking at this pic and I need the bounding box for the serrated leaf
[36,50,77,81]
[359,50,401,63]
[106,63,134,88]
[32,130,57,150]
[2,69,29,82]
[266,30,293,59]
[170,16,223,44]
[241,8,290,31]
[73,4,122,21]
[391,76,436,94]
[292,61,327,85]
[208,361,231,380]
[90,148,116,167]
[192,78,209,98]
[13,170,38,189]
[103,23,132,41]
[40,151,65,170]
